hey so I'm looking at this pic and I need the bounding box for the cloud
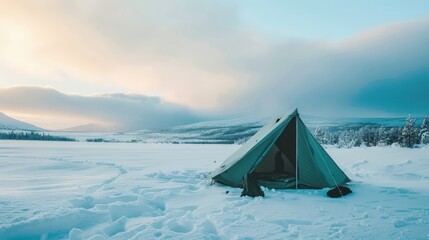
[352,71,429,114]
[223,17,429,117]
[0,86,201,131]
[1,0,429,120]
[0,0,252,109]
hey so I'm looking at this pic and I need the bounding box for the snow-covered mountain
[0,112,44,131]
[116,116,269,144]
[58,123,115,132]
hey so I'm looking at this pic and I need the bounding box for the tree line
[0,131,75,141]
[314,116,429,148]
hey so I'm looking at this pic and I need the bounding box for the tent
[210,109,350,191]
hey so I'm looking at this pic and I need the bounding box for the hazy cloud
[223,18,429,117]
[0,0,252,109]
[0,86,201,131]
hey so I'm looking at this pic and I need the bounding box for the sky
[1,0,429,131]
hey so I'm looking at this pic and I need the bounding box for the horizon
[1,109,428,133]
[1,1,429,131]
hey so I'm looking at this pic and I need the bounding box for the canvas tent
[210,109,350,190]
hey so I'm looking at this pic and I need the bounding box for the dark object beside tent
[241,174,265,197]
[327,186,352,198]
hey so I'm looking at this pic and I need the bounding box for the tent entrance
[251,117,297,188]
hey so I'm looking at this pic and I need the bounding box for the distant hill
[304,116,425,131]
[92,114,417,144]
[0,112,44,131]
[125,114,424,144]
[58,123,115,132]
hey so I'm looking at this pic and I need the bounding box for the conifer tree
[314,127,325,144]
[420,117,429,144]
[377,126,388,146]
[402,115,418,148]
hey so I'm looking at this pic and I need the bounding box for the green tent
[210,109,350,189]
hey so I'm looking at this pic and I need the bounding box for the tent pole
[295,115,298,190]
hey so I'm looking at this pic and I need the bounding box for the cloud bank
[1,0,429,127]
[232,18,429,117]
[0,86,201,131]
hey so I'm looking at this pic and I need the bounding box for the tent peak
[291,108,299,116]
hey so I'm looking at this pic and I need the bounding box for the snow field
[0,141,428,239]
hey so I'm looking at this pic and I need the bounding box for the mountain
[0,112,44,131]
[58,123,115,132]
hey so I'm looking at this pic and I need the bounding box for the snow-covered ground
[0,141,428,239]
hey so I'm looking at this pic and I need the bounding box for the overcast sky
[1,0,429,130]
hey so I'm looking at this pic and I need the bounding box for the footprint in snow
[351,160,368,168]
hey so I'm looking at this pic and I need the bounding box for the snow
[0,141,428,239]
